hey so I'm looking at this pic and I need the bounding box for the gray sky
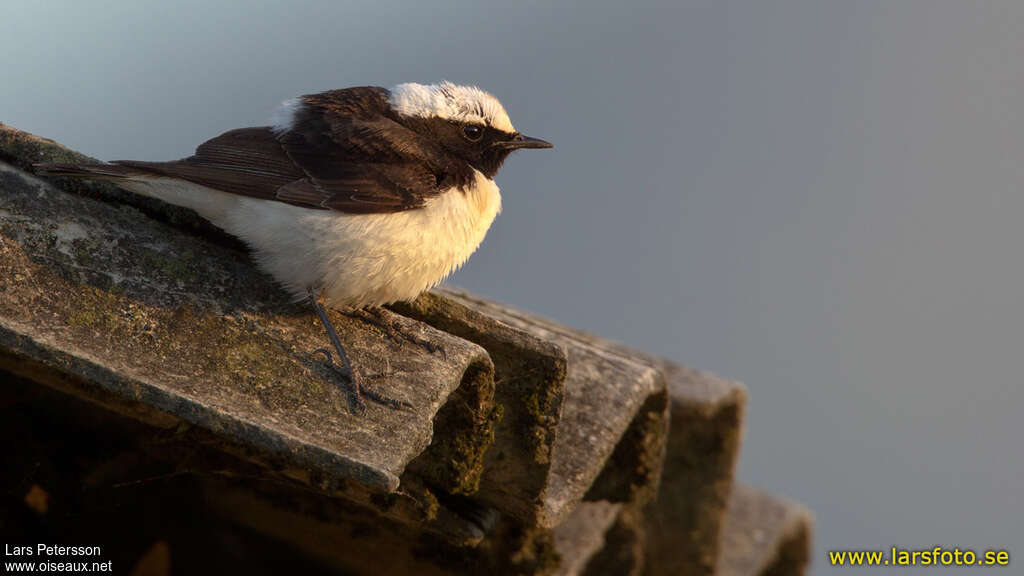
[3,1,1021,572]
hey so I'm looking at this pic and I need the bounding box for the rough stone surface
[400,287,669,528]
[716,484,813,576]
[581,503,648,576]
[643,362,748,576]
[0,150,496,501]
[391,291,569,524]
[552,502,622,576]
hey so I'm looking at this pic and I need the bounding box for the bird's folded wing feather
[114,88,445,214]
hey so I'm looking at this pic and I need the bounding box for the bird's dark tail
[33,162,143,181]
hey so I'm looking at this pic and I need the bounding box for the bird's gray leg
[307,289,411,413]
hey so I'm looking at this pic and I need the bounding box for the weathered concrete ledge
[0,157,497,514]
[559,324,750,576]
[392,291,569,524]
[396,288,669,529]
[716,484,813,576]
[440,289,669,526]
[643,361,749,576]
[551,502,623,576]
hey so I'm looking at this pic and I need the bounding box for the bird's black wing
[114,87,448,214]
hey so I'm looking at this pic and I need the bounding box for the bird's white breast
[121,170,502,308]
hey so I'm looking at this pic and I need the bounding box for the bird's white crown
[389,81,516,134]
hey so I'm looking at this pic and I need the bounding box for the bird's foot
[344,307,447,360]
[313,349,413,413]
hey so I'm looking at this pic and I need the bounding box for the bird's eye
[462,124,484,141]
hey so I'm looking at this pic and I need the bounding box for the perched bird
[37,81,552,412]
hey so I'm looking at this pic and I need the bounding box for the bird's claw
[314,351,410,412]
[313,348,333,365]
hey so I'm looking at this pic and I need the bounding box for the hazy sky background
[3,1,1021,572]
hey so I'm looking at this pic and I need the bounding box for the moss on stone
[407,356,500,496]
[66,286,122,331]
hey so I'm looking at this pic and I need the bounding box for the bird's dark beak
[494,133,553,150]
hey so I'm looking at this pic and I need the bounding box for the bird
[36,81,552,412]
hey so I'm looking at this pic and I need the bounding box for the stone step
[642,362,748,575]
[0,131,498,543]
[396,288,669,529]
[716,485,814,576]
